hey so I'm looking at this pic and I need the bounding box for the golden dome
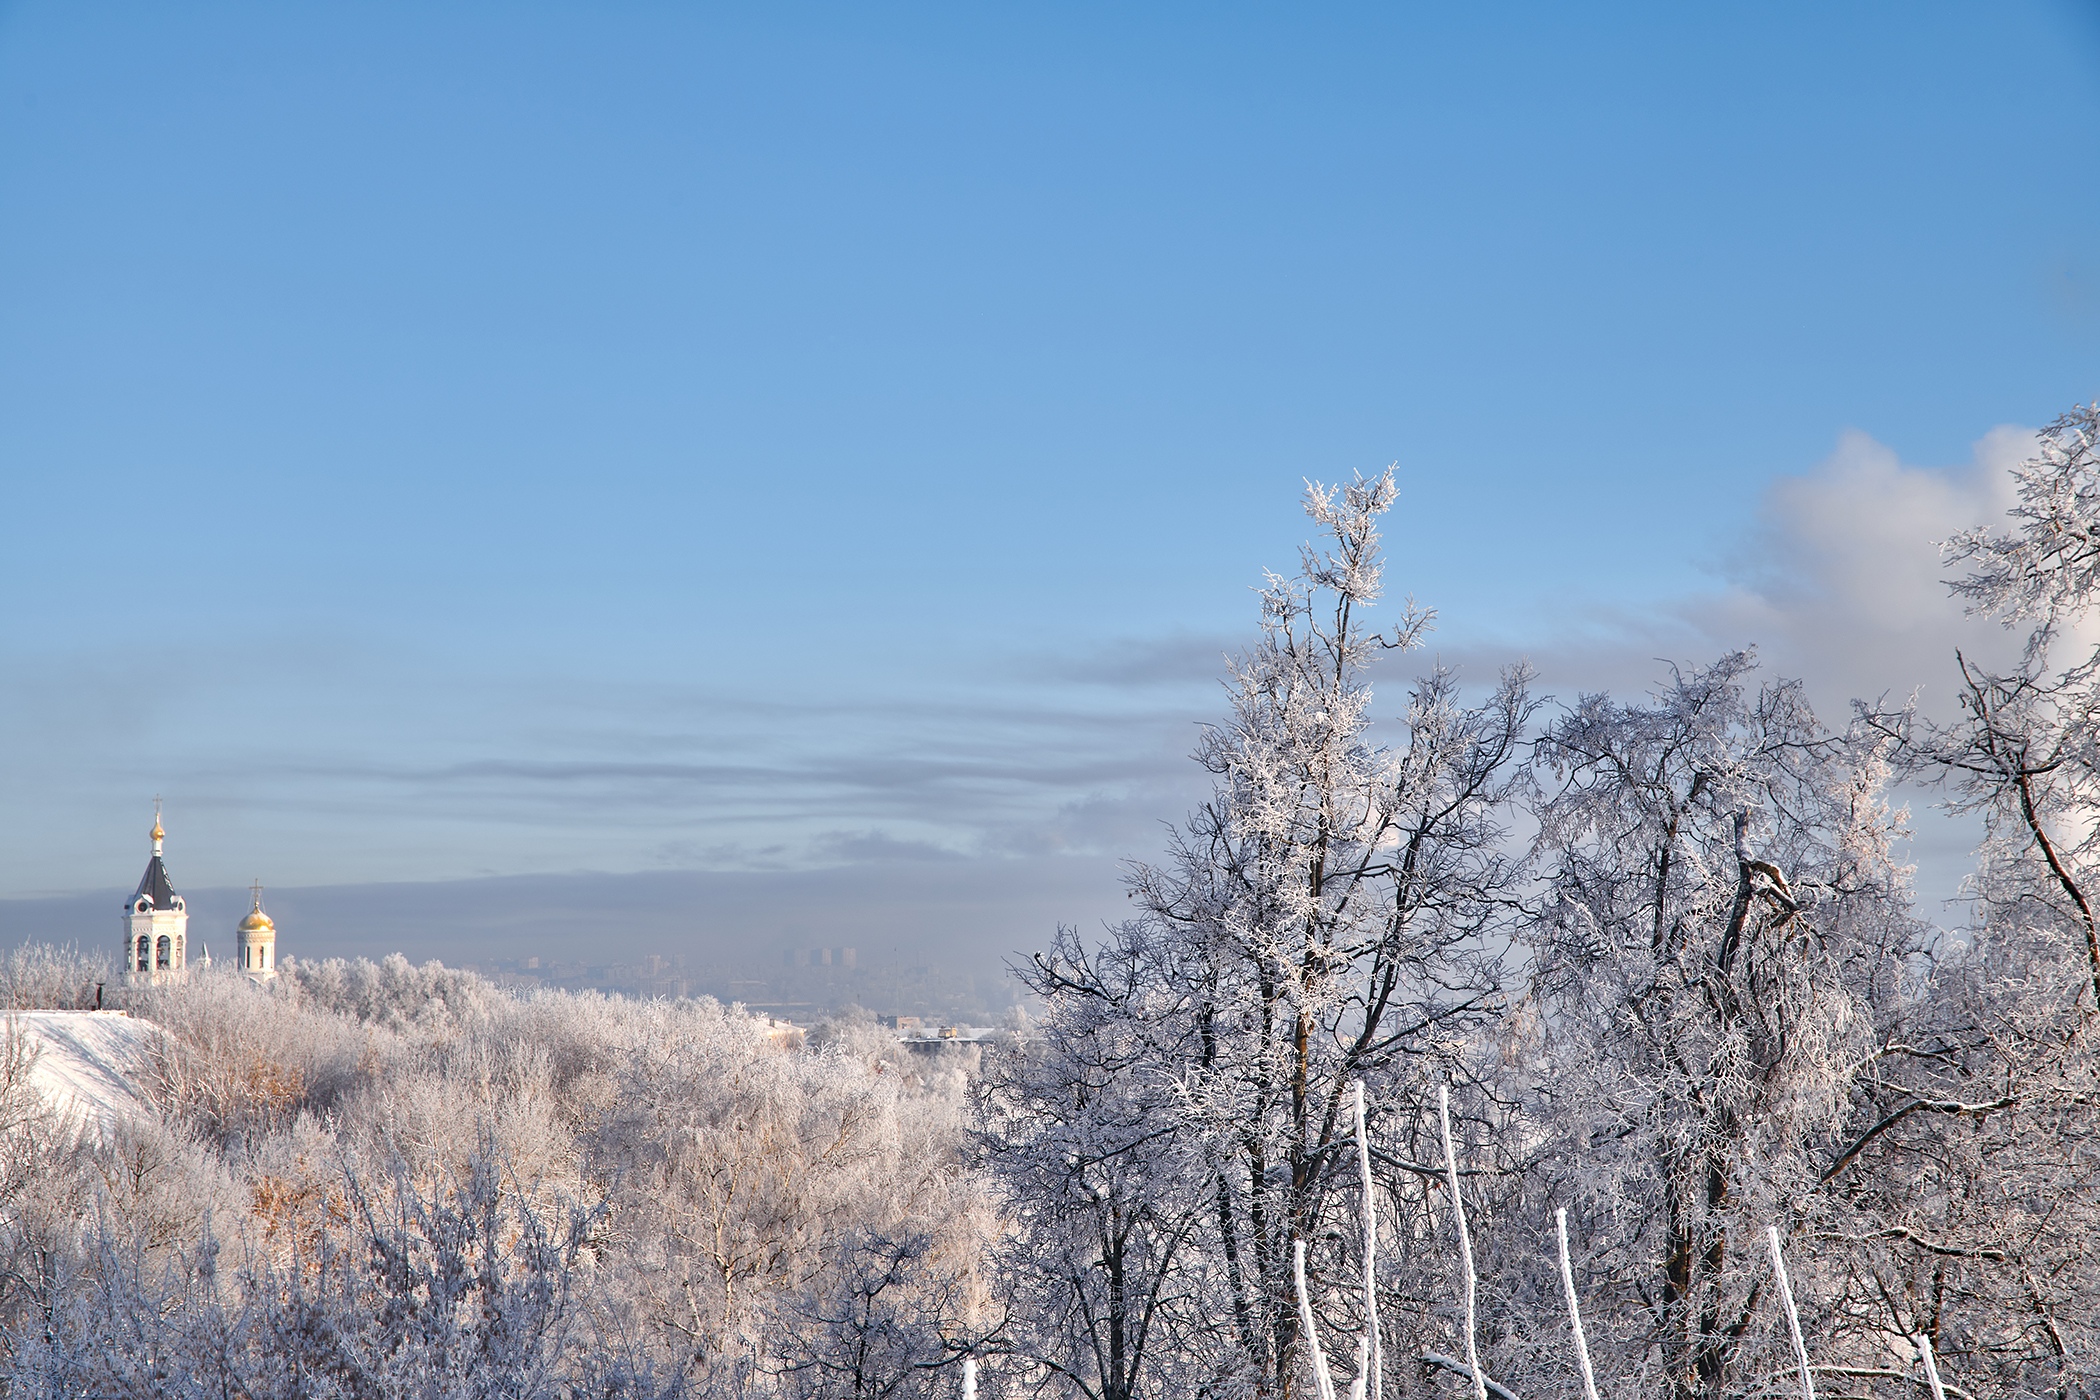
[240,880,273,933]
[150,818,165,842]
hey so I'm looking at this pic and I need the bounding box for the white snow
[10,1010,158,1135]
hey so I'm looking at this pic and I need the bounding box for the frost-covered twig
[1554,1208,1600,1400]
[1769,1365,1973,1400]
[1765,1226,1816,1400]
[1295,1239,1339,1400]
[1419,1352,1523,1400]
[1915,1333,1947,1400]
[1354,1080,1381,1400]
[1439,1085,1487,1400]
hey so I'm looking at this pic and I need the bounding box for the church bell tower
[124,800,189,983]
[236,881,278,982]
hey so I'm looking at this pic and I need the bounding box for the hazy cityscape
[461,948,1009,1026]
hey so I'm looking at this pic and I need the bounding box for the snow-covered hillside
[11,1010,156,1134]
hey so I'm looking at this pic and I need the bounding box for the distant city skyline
[4,4,2098,969]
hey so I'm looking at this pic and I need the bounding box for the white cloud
[1433,424,2045,726]
[1424,421,2065,919]
[1691,425,2032,716]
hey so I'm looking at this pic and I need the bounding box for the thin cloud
[13,425,2047,908]
[1008,632,1242,689]
[1437,424,2043,720]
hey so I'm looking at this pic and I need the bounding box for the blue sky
[4,3,2099,964]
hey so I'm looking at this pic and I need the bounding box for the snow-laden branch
[1419,1352,1523,1400]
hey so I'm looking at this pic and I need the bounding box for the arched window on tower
[155,935,170,971]
[135,935,149,972]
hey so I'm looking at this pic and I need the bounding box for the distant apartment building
[783,946,857,968]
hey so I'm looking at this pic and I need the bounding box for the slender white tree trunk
[1295,1240,1339,1400]
[1439,1085,1488,1400]
[1765,1227,1815,1400]
[1914,1333,1947,1400]
[1555,1208,1601,1400]
[1353,1081,1380,1400]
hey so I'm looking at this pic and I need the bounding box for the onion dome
[240,882,274,933]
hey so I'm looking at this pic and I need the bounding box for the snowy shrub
[0,957,990,1398]
[0,941,111,1011]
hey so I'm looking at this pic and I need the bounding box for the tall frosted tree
[1934,400,2100,1011]
[986,471,1535,1399]
[1849,400,2100,1395]
[1516,654,1917,1400]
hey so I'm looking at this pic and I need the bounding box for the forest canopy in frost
[6,403,2100,1400]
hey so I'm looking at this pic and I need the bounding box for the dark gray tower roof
[130,854,179,911]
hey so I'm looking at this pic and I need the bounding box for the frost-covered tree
[996,471,1535,1399]
[774,1216,988,1400]
[1931,401,2100,1011]
[0,956,993,1398]
[583,1000,991,1391]
[10,1146,682,1400]
[1845,400,2100,1397]
[978,923,1215,1400]
[1515,654,1917,1400]
[0,942,110,1011]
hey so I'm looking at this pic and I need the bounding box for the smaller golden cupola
[236,880,278,982]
